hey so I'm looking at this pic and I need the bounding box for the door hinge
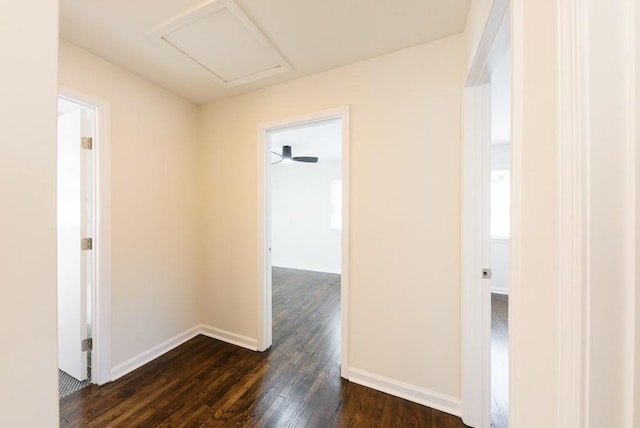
[482,268,492,279]
[81,137,93,150]
[81,338,93,352]
[81,237,93,251]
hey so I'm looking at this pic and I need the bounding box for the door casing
[58,87,112,385]
[257,106,350,378]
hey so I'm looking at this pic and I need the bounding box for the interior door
[480,85,493,428]
[57,102,91,381]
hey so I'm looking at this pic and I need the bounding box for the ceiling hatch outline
[148,0,292,88]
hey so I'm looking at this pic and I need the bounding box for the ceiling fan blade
[293,156,318,163]
[271,160,283,165]
[271,151,283,158]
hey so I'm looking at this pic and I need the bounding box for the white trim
[555,0,589,425]
[272,264,341,275]
[466,0,510,86]
[491,287,509,296]
[555,2,638,426]
[110,326,201,381]
[257,125,272,351]
[339,109,350,380]
[348,368,461,417]
[257,106,351,379]
[199,324,258,351]
[109,324,258,381]
[58,86,112,386]
[462,84,493,428]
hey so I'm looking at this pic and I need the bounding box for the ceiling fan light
[282,158,292,164]
[282,145,292,161]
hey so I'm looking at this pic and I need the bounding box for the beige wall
[511,2,559,424]
[199,35,466,397]
[0,1,60,426]
[58,41,201,368]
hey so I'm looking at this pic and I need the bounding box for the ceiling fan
[271,145,318,165]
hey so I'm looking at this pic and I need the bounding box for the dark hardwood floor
[60,267,469,427]
[491,293,508,428]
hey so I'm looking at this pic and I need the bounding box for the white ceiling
[270,118,341,165]
[59,0,471,105]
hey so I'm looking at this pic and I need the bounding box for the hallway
[60,268,468,427]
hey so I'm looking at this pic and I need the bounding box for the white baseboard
[110,324,258,381]
[491,287,509,295]
[348,367,461,417]
[110,325,201,381]
[198,324,258,351]
[272,263,341,275]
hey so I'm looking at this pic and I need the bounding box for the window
[491,170,510,238]
[330,178,342,230]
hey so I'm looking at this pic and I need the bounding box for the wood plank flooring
[491,293,508,428]
[60,267,469,427]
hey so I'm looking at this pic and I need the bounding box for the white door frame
[555,0,637,425]
[58,87,112,385]
[465,1,638,426]
[257,106,350,378]
[555,0,590,424]
[461,0,510,426]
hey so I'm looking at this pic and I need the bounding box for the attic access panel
[150,0,291,88]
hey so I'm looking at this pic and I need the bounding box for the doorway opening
[489,44,511,428]
[461,1,512,427]
[269,118,343,362]
[269,118,343,274]
[257,107,350,378]
[57,89,111,399]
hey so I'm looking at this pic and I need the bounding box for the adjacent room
[489,44,511,428]
[269,117,344,411]
[270,119,343,276]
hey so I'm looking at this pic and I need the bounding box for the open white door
[57,103,92,381]
[461,84,493,428]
